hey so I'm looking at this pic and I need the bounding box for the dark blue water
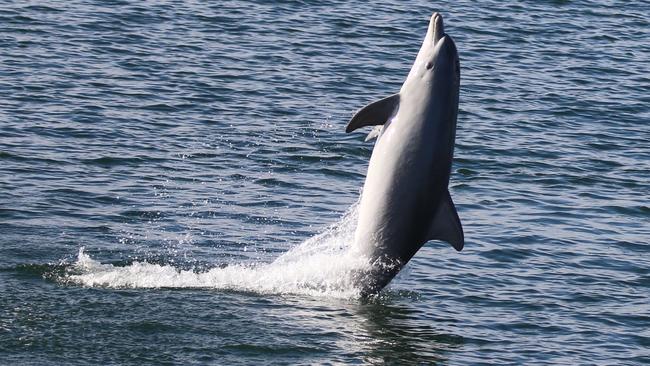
[2,1,649,364]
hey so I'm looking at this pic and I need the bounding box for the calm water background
[1,0,649,364]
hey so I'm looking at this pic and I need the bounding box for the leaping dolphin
[346,12,463,294]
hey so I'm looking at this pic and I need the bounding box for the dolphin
[346,12,463,294]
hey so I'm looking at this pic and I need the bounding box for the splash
[63,203,374,298]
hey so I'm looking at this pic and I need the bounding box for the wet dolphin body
[346,13,463,294]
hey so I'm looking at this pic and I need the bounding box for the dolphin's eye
[425,62,433,70]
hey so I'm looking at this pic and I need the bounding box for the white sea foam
[65,202,372,298]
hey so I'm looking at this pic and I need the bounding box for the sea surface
[1,1,649,364]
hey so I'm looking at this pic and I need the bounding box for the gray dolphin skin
[346,12,463,294]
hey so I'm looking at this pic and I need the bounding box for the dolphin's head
[402,13,460,94]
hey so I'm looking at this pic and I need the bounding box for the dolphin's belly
[353,113,451,264]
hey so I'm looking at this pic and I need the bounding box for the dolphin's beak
[428,12,444,45]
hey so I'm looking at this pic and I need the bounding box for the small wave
[61,202,373,299]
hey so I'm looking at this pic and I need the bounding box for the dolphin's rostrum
[346,13,463,294]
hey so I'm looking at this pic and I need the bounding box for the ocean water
[1,0,649,364]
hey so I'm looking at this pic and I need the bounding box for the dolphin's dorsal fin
[345,93,400,133]
[427,190,464,251]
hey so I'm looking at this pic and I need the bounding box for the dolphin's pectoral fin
[345,93,400,133]
[427,190,464,251]
[364,125,384,142]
